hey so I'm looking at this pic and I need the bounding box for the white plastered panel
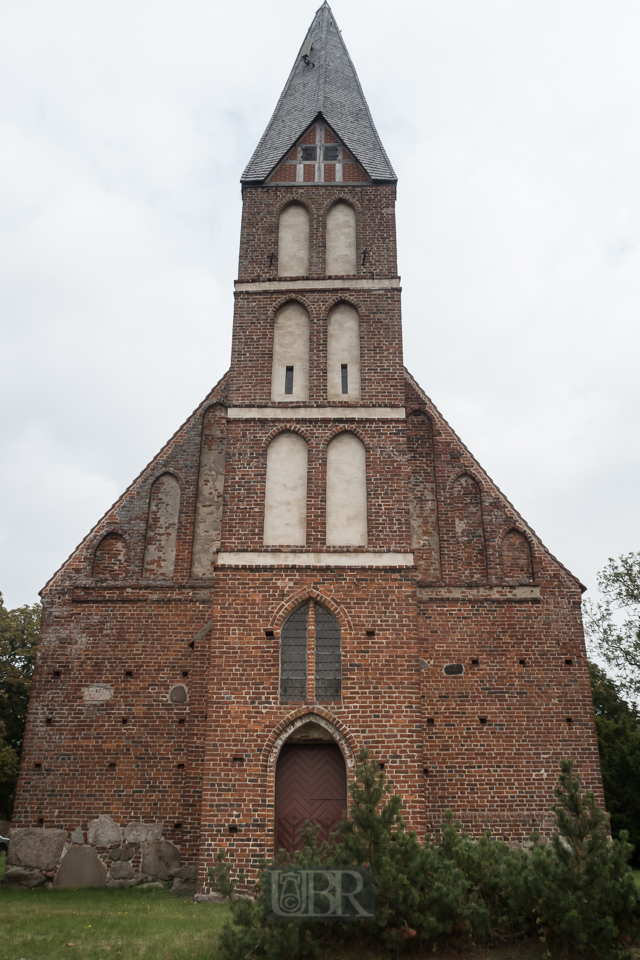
[327,302,361,401]
[271,302,310,402]
[264,432,308,545]
[278,204,310,277]
[326,432,367,546]
[326,202,356,275]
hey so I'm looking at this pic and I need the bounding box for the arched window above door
[279,600,342,703]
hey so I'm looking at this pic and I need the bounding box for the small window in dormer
[324,145,339,161]
[301,146,316,161]
[341,364,348,394]
[285,366,294,395]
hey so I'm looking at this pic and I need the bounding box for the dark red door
[274,743,347,856]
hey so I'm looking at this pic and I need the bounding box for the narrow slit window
[284,366,294,395]
[341,364,348,394]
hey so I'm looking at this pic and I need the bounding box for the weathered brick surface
[12,171,603,893]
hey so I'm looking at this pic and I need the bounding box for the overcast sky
[1,0,639,611]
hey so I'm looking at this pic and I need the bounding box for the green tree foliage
[589,662,640,865]
[212,751,639,959]
[0,591,41,819]
[584,551,640,699]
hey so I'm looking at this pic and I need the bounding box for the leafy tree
[0,592,41,819]
[585,552,640,699]
[589,662,640,865]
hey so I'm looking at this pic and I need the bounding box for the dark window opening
[174,822,182,829]
[565,658,573,666]
[566,717,574,724]
[178,718,185,725]
[34,762,42,769]
[324,145,339,161]
[108,762,116,769]
[315,604,342,700]
[366,629,376,637]
[301,145,317,161]
[53,670,61,677]
[423,767,429,777]
[228,825,238,833]
[177,763,185,769]
[479,717,487,724]
[519,658,527,666]
[122,718,128,724]
[471,659,479,666]
[45,717,52,725]
[125,670,133,677]
[341,364,348,394]
[426,718,435,725]
[280,602,308,702]
[284,366,294,395]
[38,818,44,825]
[444,663,464,676]
[265,630,274,638]
[182,671,189,677]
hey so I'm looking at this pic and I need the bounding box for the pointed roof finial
[242,4,395,183]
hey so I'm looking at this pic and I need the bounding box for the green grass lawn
[0,854,229,960]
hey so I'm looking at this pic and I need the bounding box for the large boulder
[87,815,121,847]
[7,828,66,871]
[171,864,197,880]
[171,877,197,896]
[1,866,46,889]
[110,844,135,861]
[141,840,180,880]
[109,860,134,880]
[124,822,163,844]
[54,846,107,888]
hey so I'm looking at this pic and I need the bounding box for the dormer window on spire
[269,121,369,185]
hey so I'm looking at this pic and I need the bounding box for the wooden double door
[274,743,347,856]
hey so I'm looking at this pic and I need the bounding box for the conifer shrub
[210,751,639,959]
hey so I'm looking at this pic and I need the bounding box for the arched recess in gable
[406,410,441,580]
[501,529,534,582]
[191,403,227,578]
[143,473,181,579]
[326,200,357,275]
[448,472,487,583]
[93,532,128,580]
[278,203,309,277]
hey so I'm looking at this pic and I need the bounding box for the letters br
[265,867,375,921]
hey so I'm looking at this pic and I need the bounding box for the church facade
[9,4,603,893]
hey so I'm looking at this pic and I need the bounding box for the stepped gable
[242,2,396,183]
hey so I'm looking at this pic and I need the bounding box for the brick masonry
[10,176,603,894]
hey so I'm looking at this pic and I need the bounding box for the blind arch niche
[326,202,356,275]
[264,432,308,546]
[327,302,361,401]
[278,204,309,277]
[143,474,181,578]
[271,301,310,402]
[326,432,367,546]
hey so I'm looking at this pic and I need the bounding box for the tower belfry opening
[7,1,602,896]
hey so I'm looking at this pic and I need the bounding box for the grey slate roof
[241,2,396,183]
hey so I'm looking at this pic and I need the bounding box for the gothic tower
[6,3,603,894]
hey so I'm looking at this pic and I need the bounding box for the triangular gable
[242,3,395,184]
[267,118,369,184]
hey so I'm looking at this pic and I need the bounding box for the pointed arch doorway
[274,721,347,856]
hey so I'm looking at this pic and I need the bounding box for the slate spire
[242,3,396,183]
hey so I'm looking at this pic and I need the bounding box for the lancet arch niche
[274,717,348,856]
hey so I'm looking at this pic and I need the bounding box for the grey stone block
[140,881,164,889]
[141,840,180,880]
[87,815,121,847]
[109,844,135,861]
[109,861,134,879]
[194,892,227,902]
[106,878,139,888]
[123,822,163,844]
[171,878,197,896]
[54,845,108,888]
[70,827,84,844]
[7,828,66,871]
[1,866,46,889]
[171,864,197,880]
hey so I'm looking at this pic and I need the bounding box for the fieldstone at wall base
[124,822,163,844]
[87,815,122,847]
[70,827,84,844]
[106,878,139,888]
[141,840,180,880]
[7,828,66,871]
[171,864,197,880]
[1,867,47,889]
[109,861,134,880]
[171,878,197,896]
[110,844,136,861]
[54,845,108,888]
